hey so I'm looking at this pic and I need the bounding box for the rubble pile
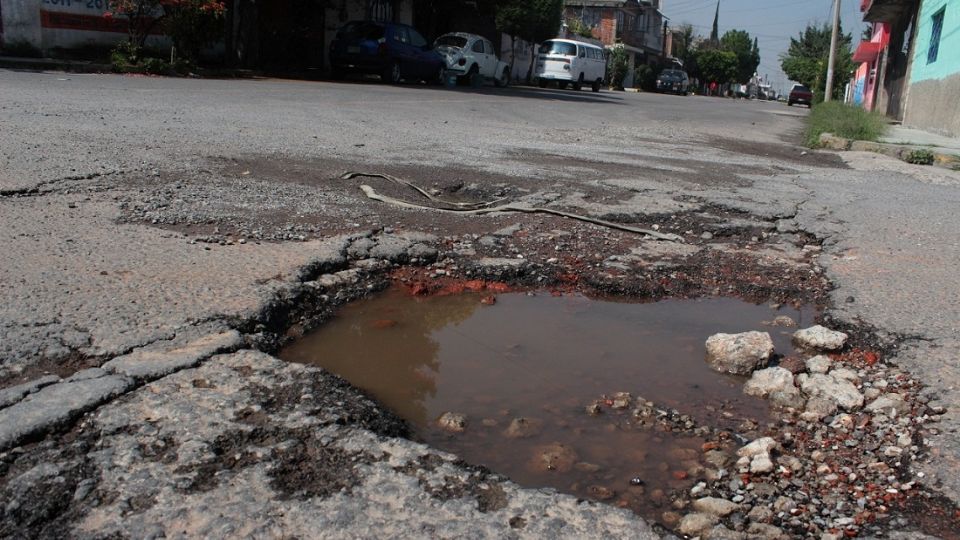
[582,326,944,539]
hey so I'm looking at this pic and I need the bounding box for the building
[902,0,958,136]
[854,0,959,137]
[0,0,414,72]
[562,0,667,87]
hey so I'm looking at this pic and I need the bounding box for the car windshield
[539,41,577,56]
[661,70,684,79]
[794,85,811,93]
[338,22,385,41]
[435,35,468,48]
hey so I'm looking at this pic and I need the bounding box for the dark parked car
[330,21,444,84]
[655,69,690,95]
[788,84,813,107]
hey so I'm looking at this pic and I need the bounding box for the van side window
[579,47,585,58]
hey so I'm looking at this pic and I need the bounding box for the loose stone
[705,331,775,375]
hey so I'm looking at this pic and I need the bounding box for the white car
[433,32,511,87]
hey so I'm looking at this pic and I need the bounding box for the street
[2,70,960,538]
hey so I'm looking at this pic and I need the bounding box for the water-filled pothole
[280,286,815,522]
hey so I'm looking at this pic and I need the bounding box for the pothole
[280,285,816,524]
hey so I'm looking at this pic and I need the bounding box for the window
[393,27,409,44]
[409,28,427,48]
[539,41,576,56]
[928,7,945,64]
[435,35,467,48]
[472,40,485,53]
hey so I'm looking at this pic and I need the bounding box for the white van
[535,39,606,92]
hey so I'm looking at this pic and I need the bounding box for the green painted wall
[911,0,959,83]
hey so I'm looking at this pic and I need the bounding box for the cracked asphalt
[2,69,960,538]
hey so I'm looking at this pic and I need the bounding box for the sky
[663,0,866,94]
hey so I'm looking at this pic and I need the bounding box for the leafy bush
[633,64,657,91]
[110,41,193,75]
[805,101,888,148]
[904,148,935,165]
[565,18,594,38]
[608,46,629,90]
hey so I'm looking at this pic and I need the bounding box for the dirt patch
[711,137,849,169]
[393,455,508,513]
[0,350,103,390]
[0,424,102,539]
[510,149,765,188]
[269,435,369,500]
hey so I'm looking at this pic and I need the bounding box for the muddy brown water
[280,287,815,521]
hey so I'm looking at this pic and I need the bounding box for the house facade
[902,0,958,136]
[562,0,666,87]
[0,0,413,71]
[854,0,959,136]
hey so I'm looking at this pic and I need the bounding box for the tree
[672,24,696,67]
[695,48,738,84]
[780,22,854,102]
[106,0,225,59]
[495,0,563,82]
[719,29,760,83]
[565,17,594,38]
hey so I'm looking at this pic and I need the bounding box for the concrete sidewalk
[880,125,960,153]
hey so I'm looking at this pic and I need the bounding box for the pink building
[850,21,890,111]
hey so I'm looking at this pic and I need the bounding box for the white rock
[865,393,911,416]
[797,373,864,411]
[750,455,775,474]
[744,367,802,407]
[830,367,860,383]
[793,325,848,350]
[692,497,740,517]
[805,355,832,374]
[705,331,775,375]
[678,512,719,536]
[437,412,467,432]
[737,437,777,458]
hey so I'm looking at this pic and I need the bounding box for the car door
[407,27,433,78]
[469,39,486,76]
[481,39,497,78]
[391,26,414,77]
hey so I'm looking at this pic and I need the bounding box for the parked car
[788,84,813,107]
[655,69,690,95]
[329,20,444,84]
[433,32,511,87]
[535,39,606,92]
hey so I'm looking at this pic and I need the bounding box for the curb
[819,132,959,167]
[0,55,111,73]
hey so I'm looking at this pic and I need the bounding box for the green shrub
[633,64,657,91]
[805,101,888,148]
[903,148,935,165]
[608,46,629,90]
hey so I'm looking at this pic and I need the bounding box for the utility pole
[824,0,842,101]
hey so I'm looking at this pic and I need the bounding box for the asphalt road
[2,70,960,537]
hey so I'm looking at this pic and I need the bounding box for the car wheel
[573,74,584,91]
[383,61,401,84]
[558,81,569,90]
[591,79,601,93]
[467,65,483,87]
[494,67,510,88]
[432,65,445,86]
[538,78,548,88]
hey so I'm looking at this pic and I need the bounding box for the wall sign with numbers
[39,0,162,35]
